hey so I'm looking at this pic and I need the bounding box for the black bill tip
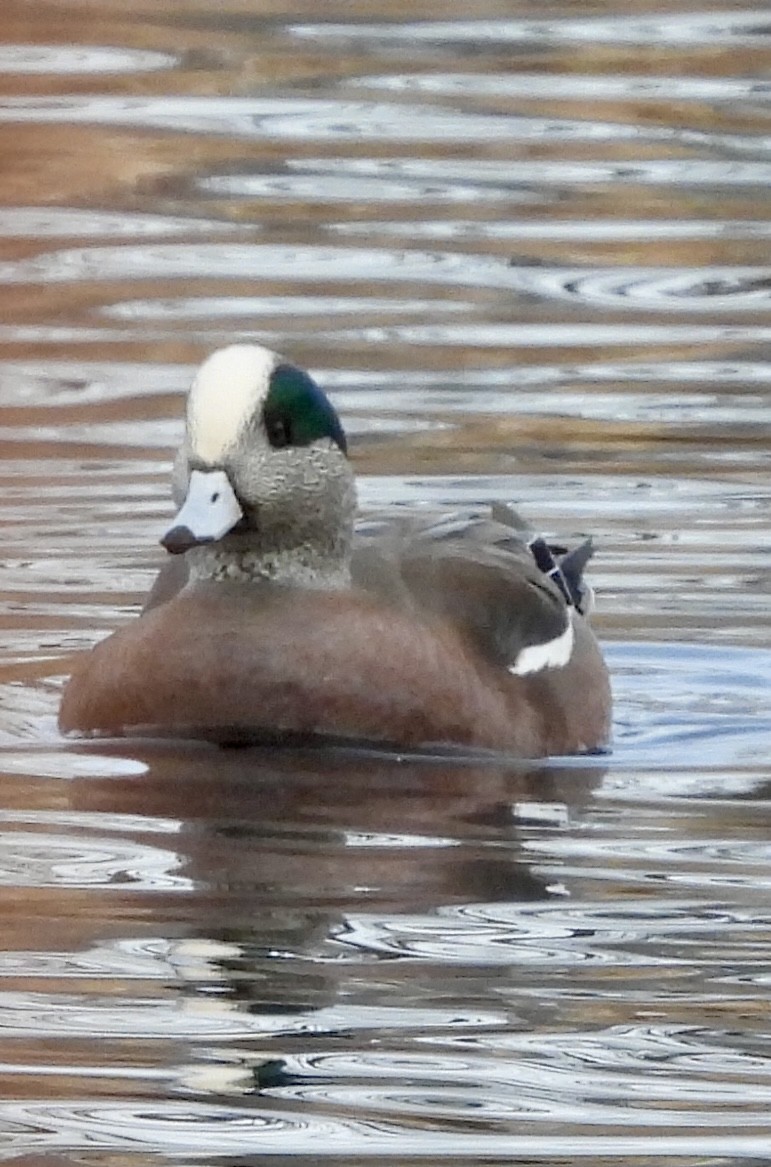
[161,525,209,555]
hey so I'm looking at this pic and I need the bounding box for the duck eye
[265,412,291,449]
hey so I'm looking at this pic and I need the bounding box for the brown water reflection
[70,744,601,907]
[0,0,771,1162]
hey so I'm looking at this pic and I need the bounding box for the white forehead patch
[187,344,277,463]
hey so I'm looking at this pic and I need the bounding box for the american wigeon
[59,344,611,754]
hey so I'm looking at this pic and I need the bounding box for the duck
[58,343,611,755]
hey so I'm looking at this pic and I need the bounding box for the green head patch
[262,363,347,455]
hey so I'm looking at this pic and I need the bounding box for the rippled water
[0,1,770,1163]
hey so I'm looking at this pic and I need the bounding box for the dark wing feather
[352,509,570,669]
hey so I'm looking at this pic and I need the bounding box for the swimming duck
[59,344,611,754]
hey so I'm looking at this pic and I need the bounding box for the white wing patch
[510,610,575,676]
[188,344,275,463]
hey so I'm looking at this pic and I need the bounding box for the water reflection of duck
[68,741,606,913]
[59,344,611,755]
[62,743,607,1053]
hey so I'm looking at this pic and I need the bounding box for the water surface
[0,1,770,1163]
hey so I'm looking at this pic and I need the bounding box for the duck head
[162,344,355,584]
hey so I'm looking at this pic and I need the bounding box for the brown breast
[59,581,610,755]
